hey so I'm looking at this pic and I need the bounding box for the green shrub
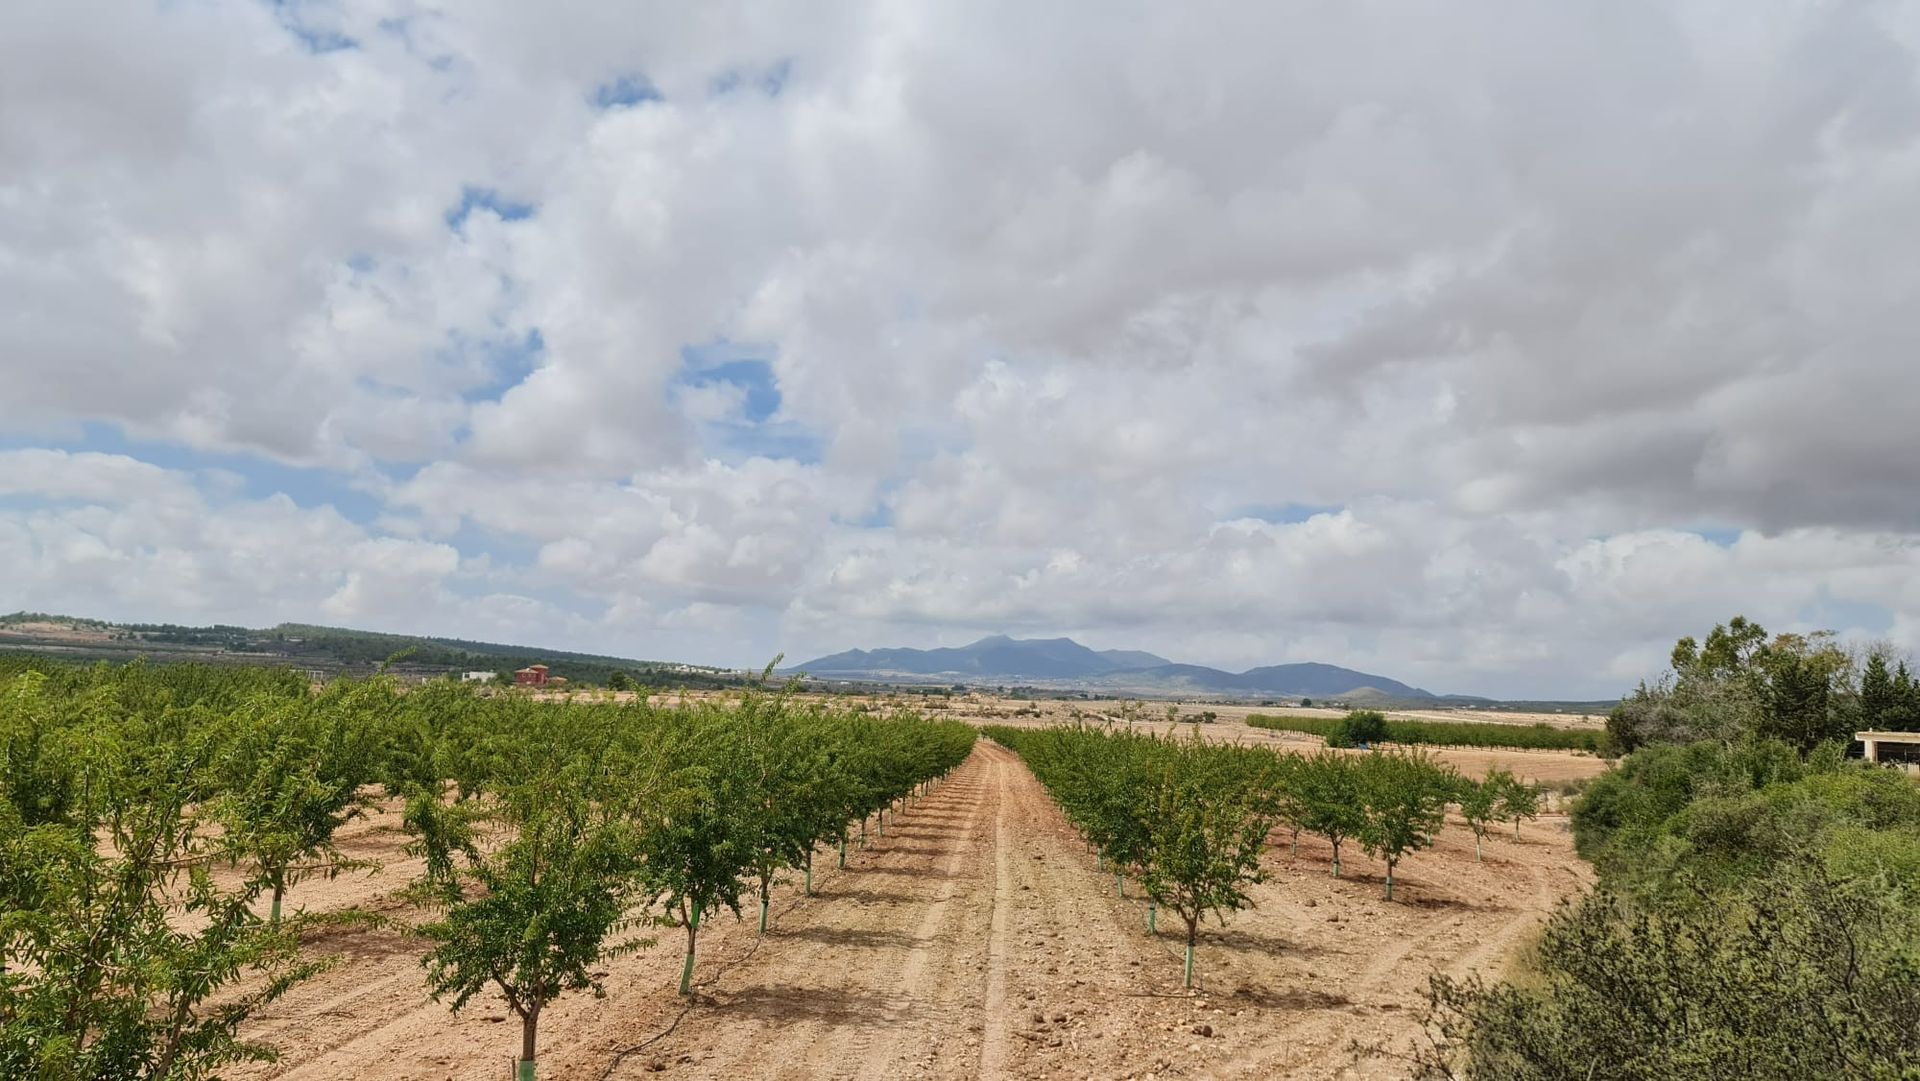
[1250,712,1602,752]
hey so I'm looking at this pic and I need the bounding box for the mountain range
[791,635,1459,701]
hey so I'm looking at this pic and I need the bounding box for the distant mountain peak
[788,635,1437,699]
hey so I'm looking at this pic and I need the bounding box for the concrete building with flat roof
[1858,731,1920,771]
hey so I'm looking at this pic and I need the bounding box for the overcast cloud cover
[6,0,1920,698]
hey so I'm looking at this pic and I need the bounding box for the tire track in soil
[976,751,1015,1080]
[604,746,1000,1079]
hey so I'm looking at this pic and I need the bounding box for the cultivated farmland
[0,661,1591,1080]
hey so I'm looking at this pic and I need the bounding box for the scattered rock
[1192,1024,1214,1037]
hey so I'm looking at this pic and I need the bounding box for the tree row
[982,724,1539,987]
[0,662,974,1081]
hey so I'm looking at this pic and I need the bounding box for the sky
[6,1,1920,699]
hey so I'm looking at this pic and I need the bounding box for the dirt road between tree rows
[234,741,1586,1080]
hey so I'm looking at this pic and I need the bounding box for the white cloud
[7,1,1920,696]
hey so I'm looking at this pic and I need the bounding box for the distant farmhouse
[1859,730,1920,772]
[461,670,495,683]
[514,664,550,686]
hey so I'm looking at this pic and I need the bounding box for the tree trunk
[1147,900,1156,934]
[1330,839,1342,878]
[805,852,814,896]
[1474,833,1482,862]
[679,901,702,995]
[518,1003,540,1081]
[269,874,286,926]
[839,836,846,868]
[1384,859,1395,901]
[1183,920,1198,988]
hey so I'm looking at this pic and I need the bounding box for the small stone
[1051,1012,1068,1023]
[1191,1024,1214,1037]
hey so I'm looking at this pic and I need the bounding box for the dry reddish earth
[234,742,1586,1080]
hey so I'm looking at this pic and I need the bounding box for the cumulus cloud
[6,1,1920,696]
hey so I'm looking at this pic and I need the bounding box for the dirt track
[235,742,1585,1080]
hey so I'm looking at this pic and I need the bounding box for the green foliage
[1486,768,1540,838]
[1426,724,1920,1076]
[987,724,1281,987]
[1606,616,1867,754]
[1249,712,1602,752]
[1331,709,1388,747]
[0,661,976,1078]
[990,723,1477,983]
[1417,860,1920,1080]
[206,679,389,923]
[1456,777,1499,862]
[0,664,324,1080]
[1355,749,1457,898]
[418,707,658,1078]
[1295,751,1364,877]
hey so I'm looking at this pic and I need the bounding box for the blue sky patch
[711,58,793,98]
[1234,502,1344,524]
[1798,592,1894,635]
[679,357,782,423]
[672,342,823,463]
[17,424,386,523]
[593,74,661,109]
[267,1,357,53]
[1689,527,1742,548]
[457,327,545,403]
[445,186,536,231]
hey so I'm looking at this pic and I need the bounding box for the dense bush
[1422,711,1920,1075]
[1418,858,1920,1081]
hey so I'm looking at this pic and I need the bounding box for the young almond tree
[1297,751,1365,877]
[1488,768,1541,838]
[1263,750,1310,856]
[640,705,751,995]
[1355,750,1455,900]
[1457,776,1499,862]
[209,682,385,924]
[419,716,654,1081]
[1140,743,1277,988]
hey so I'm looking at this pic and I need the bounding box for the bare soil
[235,741,1586,1080]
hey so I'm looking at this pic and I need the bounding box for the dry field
[232,741,1590,1080]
